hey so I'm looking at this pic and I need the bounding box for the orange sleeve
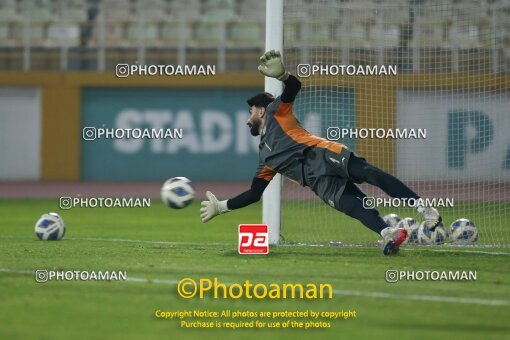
[256,165,277,182]
[274,102,294,118]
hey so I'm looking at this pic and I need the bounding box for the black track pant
[348,155,420,200]
[337,155,420,234]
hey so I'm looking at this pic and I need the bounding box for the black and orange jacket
[255,76,344,186]
[227,75,345,210]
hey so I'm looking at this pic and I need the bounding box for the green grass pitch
[1,199,509,339]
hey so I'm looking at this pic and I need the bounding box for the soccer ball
[418,222,446,245]
[397,217,420,244]
[383,213,402,228]
[449,218,478,244]
[161,177,195,209]
[35,212,66,240]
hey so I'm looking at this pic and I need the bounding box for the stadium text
[116,64,215,77]
[385,270,476,283]
[363,197,454,209]
[177,278,333,299]
[297,64,397,77]
[59,196,150,209]
[327,127,426,140]
[111,109,263,154]
[83,127,183,141]
[35,270,127,283]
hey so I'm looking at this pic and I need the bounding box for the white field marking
[0,268,33,275]
[125,276,180,285]
[280,243,510,255]
[66,237,230,247]
[331,289,509,306]
[404,248,510,256]
[1,268,508,307]
[0,235,229,247]
[2,236,510,255]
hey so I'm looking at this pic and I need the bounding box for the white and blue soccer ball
[449,218,478,244]
[35,212,66,240]
[383,213,402,229]
[161,177,195,209]
[418,222,446,245]
[397,217,420,244]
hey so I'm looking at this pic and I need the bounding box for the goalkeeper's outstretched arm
[258,49,301,103]
[227,177,269,209]
[201,49,297,223]
[200,177,270,223]
[281,74,301,103]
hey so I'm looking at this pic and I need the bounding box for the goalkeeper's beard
[249,117,262,136]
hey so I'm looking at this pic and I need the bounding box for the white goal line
[1,235,509,255]
[69,237,510,255]
[0,268,508,307]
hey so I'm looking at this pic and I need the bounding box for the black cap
[246,92,275,109]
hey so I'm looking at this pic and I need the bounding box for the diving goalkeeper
[200,50,442,255]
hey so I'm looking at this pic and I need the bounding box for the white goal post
[262,0,283,245]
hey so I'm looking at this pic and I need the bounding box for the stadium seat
[134,0,169,21]
[89,22,128,48]
[57,0,87,22]
[107,24,130,47]
[47,23,81,47]
[0,0,18,21]
[494,7,510,48]
[60,8,87,23]
[228,21,263,47]
[412,14,449,48]
[476,22,493,48]
[193,21,225,47]
[419,0,451,14]
[0,0,16,6]
[16,0,53,47]
[202,0,237,22]
[127,23,161,47]
[202,8,236,22]
[169,0,201,20]
[0,24,10,42]
[283,21,301,48]
[337,0,378,49]
[204,0,236,9]
[495,2,510,21]
[24,0,55,23]
[307,0,341,22]
[100,0,131,22]
[95,0,132,47]
[369,24,400,48]
[238,0,264,18]
[301,22,335,47]
[380,0,410,26]
[342,0,377,25]
[0,0,20,47]
[449,23,482,49]
[339,23,371,49]
[161,21,190,45]
[454,0,490,22]
[190,0,234,49]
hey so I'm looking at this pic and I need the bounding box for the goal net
[278,0,510,246]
